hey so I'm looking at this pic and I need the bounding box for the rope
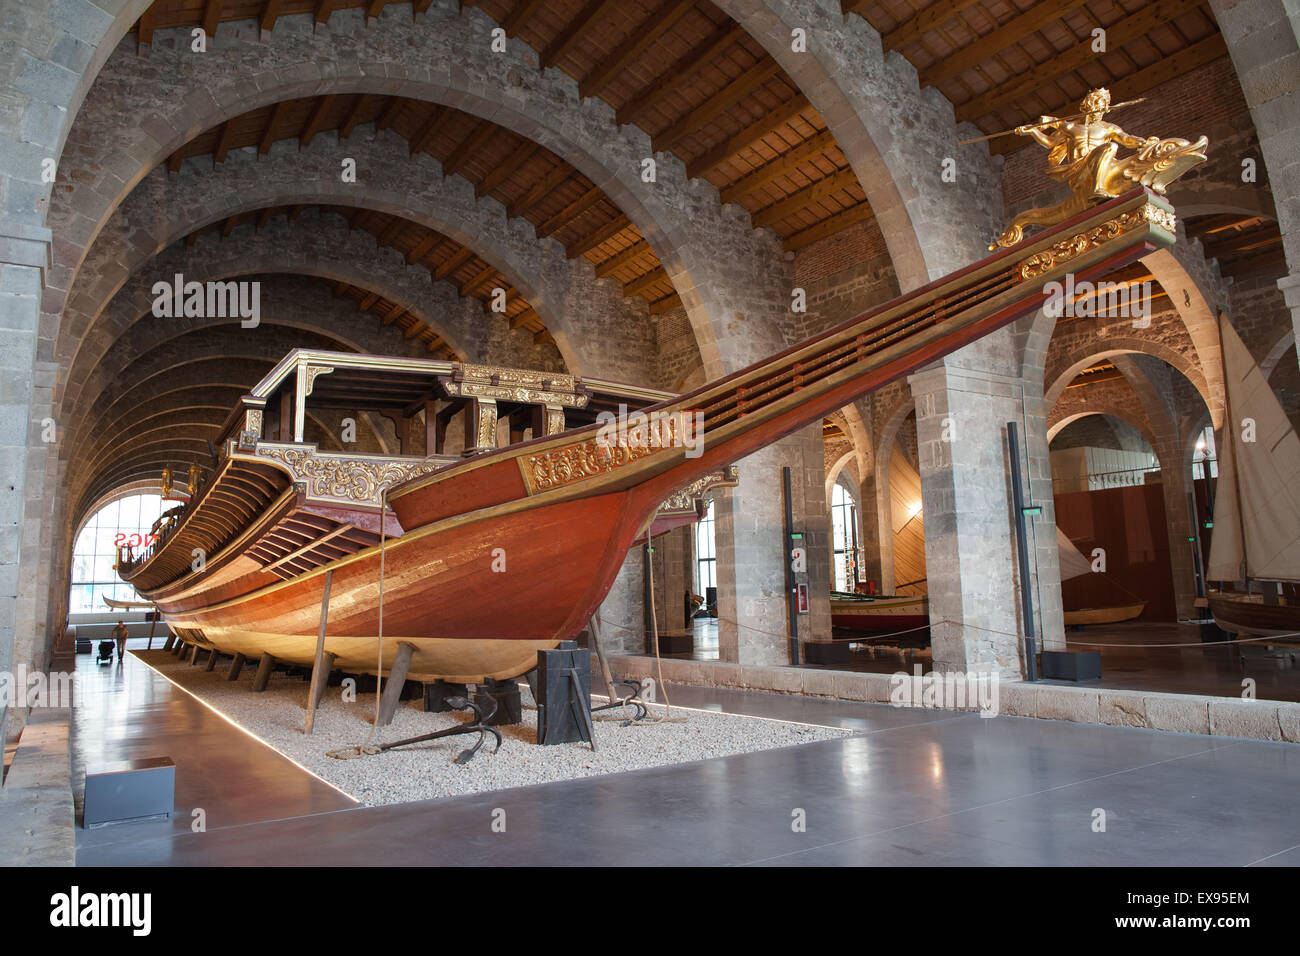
[629,512,686,725]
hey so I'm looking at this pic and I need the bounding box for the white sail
[1209,317,1300,581]
[1057,527,1094,581]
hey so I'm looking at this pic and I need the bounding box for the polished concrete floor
[71,647,1300,866]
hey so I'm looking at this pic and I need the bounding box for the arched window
[695,499,716,593]
[1192,424,1218,480]
[831,483,858,591]
[70,494,167,613]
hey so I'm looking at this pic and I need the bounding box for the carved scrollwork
[255,445,444,506]
[1017,203,1175,281]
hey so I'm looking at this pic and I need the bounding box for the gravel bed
[139,650,850,806]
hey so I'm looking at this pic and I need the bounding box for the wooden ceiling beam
[617,21,742,128]
[255,207,276,230]
[434,245,476,281]
[578,0,694,100]
[476,141,540,198]
[503,0,549,37]
[781,199,874,252]
[1204,228,1282,259]
[220,215,238,237]
[202,0,223,38]
[376,215,407,248]
[566,213,631,259]
[426,337,447,354]
[403,322,423,340]
[623,266,668,298]
[540,0,619,70]
[443,121,498,178]
[509,308,538,330]
[258,100,290,155]
[880,0,983,52]
[364,0,387,21]
[719,128,836,205]
[314,0,337,26]
[751,167,860,230]
[507,163,575,220]
[686,93,809,179]
[260,0,284,33]
[137,5,158,47]
[408,105,447,156]
[340,93,373,139]
[990,33,1229,156]
[300,95,338,149]
[956,0,1204,123]
[648,292,681,315]
[920,0,1091,89]
[593,238,650,278]
[213,120,237,164]
[406,233,441,265]
[376,96,404,132]
[461,264,498,297]
[382,305,406,327]
[536,185,604,239]
[167,150,185,174]
[357,291,381,311]
[653,60,784,152]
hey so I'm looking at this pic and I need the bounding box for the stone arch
[1261,328,1296,380]
[1045,339,1212,413]
[1048,411,1163,457]
[47,6,799,380]
[825,450,856,500]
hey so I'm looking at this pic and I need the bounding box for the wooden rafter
[507,162,572,219]
[260,0,284,33]
[782,200,874,252]
[300,95,337,149]
[137,5,158,47]
[541,0,619,70]
[476,141,540,198]
[616,21,742,128]
[751,167,859,230]
[880,0,983,52]
[686,94,810,179]
[376,96,404,132]
[408,105,446,156]
[213,120,237,164]
[406,234,441,265]
[567,213,630,259]
[594,239,650,278]
[434,246,475,281]
[443,122,497,178]
[314,0,337,26]
[718,128,835,204]
[653,59,784,152]
[536,185,604,239]
[340,94,373,138]
[462,264,499,297]
[364,0,388,21]
[624,266,667,297]
[503,0,548,37]
[920,0,1092,89]
[202,0,223,38]
[578,0,694,100]
[259,101,290,155]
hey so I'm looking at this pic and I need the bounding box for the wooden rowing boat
[1062,602,1145,627]
[116,189,1177,683]
[829,592,929,632]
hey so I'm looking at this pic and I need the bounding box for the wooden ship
[1206,315,1300,639]
[116,188,1181,684]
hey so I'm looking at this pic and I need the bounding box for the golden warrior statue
[991,88,1208,249]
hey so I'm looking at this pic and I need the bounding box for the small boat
[102,595,155,610]
[1056,527,1146,626]
[115,189,1176,684]
[829,591,928,632]
[1206,315,1300,639]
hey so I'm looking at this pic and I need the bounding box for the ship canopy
[1207,316,1300,582]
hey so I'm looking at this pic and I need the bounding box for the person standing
[111,620,129,662]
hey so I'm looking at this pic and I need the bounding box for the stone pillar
[598,546,644,654]
[872,451,897,595]
[908,357,1064,677]
[1154,433,1199,620]
[1210,0,1300,356]
[0,222,51,745]
[713,424,831,665]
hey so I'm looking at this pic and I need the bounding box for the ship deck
[70,645,1300,866]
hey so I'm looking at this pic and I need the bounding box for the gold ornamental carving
[523,438,660,493]
[1015,203,1175,282]
[658,466,740,514]
[990,88,1206,249]
[256,445,443,506]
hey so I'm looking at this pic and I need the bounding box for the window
[695,499,716,592]
[1192,424,1218,480]
[831,483,858,591]
[70,494,167,613]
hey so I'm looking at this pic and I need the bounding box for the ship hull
[1062,602,1146,627]
[829,595,929,632]
[1209,592,1300,639]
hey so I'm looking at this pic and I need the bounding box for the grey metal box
[84,756,175,828]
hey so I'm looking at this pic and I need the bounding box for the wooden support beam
[303,569,334,734]
[566,213,630,258]
[213,121,237,164]
[252,652,277,691]
[434,245,475,280]
[255,207,276,230]
[376,96,404,132]
[376,215,406,248]
[190,644,202,665]
[167,151,185,174]
[541,0,618,70]
[443,122,497,178]
[921,0,1091,89]
[300,95,337,149]
[365,0,387,21]
[226,652,246,681]
[476,141,540,198]
[403,321,423,339]
[1204,228,1282,259]
[536,185,604,239]
[137,5,158,48]
[503,0,548,37]
[533,328,555,346]
[202,0,223,39]
[357,291,381,312]
[314,0,337,25]
[340,93,373,138]
[617,21,742,127]
[426,336,446,354]
[782,200,874,252]
[751,167,860,230]
[162,633,175,652]
[686,93,810,179]
[648,292,682,315]
[624,266,668,298]
[719,129,837,204]
[509,307,538,329]
[382,305,406,327]
[594,239,650,278]
[260,0,284,33]
[955,0,1204,124]
[507,162,573,219]
[461,263,498,296]
[221,215,238,237]
[406,233,441,265]
[579,0,694,99]
[259,100,290,155]
[375,642,416,726]
[653,59,784,152]
[205,649,220,672]
[880,0,982,52]
[408,105,446,156]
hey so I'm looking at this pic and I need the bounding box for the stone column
[908,356,1064,677]
[1210,0,1300,357]
[0,222,51,745]
[713,424,831,665]
[856,470,885,591]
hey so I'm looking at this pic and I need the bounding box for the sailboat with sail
[1206,315,1300,638]
[1056,527,1146,626]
